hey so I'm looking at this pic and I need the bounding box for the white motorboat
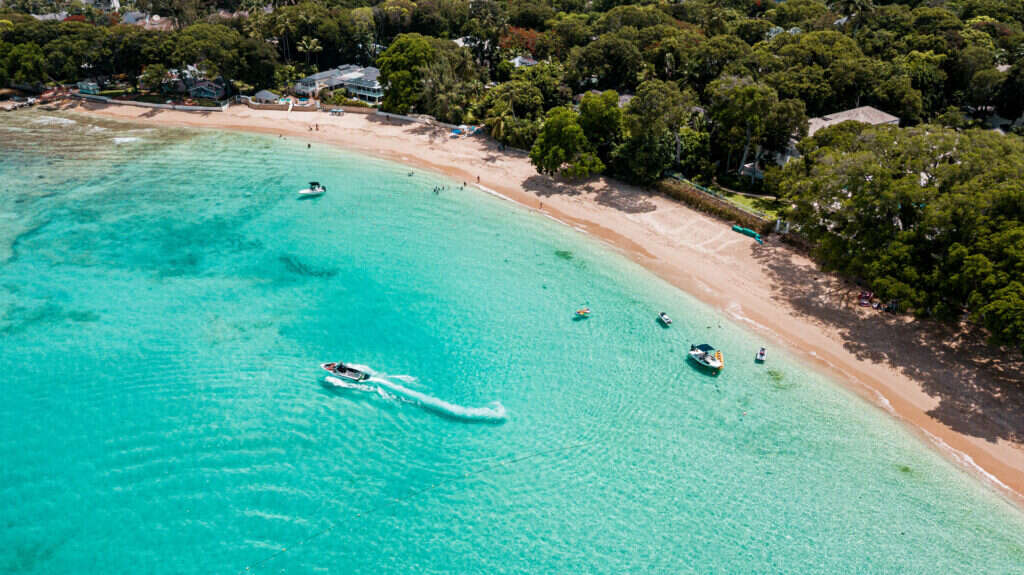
[320,362,369,382]
[658,312,672,326]
[755,347,767,363]
[298,181,326,196]
[689,344,724,371]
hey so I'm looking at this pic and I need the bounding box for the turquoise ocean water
[2,111,1023,573]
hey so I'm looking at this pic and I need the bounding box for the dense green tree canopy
[768,123,1024,349]
[530,106,604,178]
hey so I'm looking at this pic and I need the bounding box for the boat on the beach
[320,362,370,382]
[658,312,672,326]
[689,344,724,371]
[298,181,326,196]
[755,347,767,363]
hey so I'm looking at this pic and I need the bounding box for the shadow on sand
[521,174,658,214]
[751,242,1024,444]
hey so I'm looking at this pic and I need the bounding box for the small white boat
[658,312,672,326]
[755,347,767,363]
[298,181,326,196]
[320,362,369,382]
[689,344,723,371]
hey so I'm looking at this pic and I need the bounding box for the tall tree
[707,75,778,174]
[530,106,604,178]
[296,35,321,67]
[578,89,622,164]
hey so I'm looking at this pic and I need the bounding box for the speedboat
[298,181,326,196]
[575,306,591,318]
[689,344,724,371]
[755,347,767,363]
[320,362,369,382]
[658,312,672,326]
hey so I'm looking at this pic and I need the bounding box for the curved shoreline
[66,101,1024,507]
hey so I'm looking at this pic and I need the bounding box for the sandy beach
[68,101,1024,503]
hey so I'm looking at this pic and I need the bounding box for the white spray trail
[347,364,507,422]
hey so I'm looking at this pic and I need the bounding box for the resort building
[741,105,900,179]
[293,65,383,104]
[806,105,899,138]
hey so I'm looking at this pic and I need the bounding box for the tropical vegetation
[1,0,1023,347]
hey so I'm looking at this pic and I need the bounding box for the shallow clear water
[2,111,1023,574]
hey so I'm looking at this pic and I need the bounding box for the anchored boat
[320,362,369,382]
[689,344,724,371]
[658,312,672,326]
[755,347,767,363]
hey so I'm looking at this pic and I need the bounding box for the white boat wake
[325,365,507,422]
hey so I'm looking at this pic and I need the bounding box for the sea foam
[337,365,507,422]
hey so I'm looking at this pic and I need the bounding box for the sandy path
[69,101,1024,504]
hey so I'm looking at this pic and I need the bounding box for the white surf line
[920,428,1014,494]
[473,183,515,203]
[736,316,1018,500]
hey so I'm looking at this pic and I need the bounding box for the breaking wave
[32,115,77,126]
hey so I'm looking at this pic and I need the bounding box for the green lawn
[716,190,783,219]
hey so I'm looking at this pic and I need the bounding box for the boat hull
[320,362,370,382]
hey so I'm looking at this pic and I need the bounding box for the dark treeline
[1,0,1022,348]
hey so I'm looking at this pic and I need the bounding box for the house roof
[299,65,381,90]
[302,69,343,83]
[511,55,538,67]
[32,11,68,20]
[121,10,145,23]
[339,66,380,89]
[807,106,899,137]
[253,89,279,100]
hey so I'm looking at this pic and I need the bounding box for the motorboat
[575,306,591,318]
[298,181,326,196]
[689,344,724,371]
[755,347,767,363]
[658,312,672,326]
[320,362,369,382]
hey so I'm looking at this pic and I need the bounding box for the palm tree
[297,36,322,67]
[273,13,296,63]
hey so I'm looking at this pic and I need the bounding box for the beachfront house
[740,105,900,179]
[293,65,383,104]
[188,79,226,100]
[158,66,227,100]
[252,89,280,104]
[76,80,100,95]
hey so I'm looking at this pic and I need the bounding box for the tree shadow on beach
[751,242,1024,445]
[522,174,658,214]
